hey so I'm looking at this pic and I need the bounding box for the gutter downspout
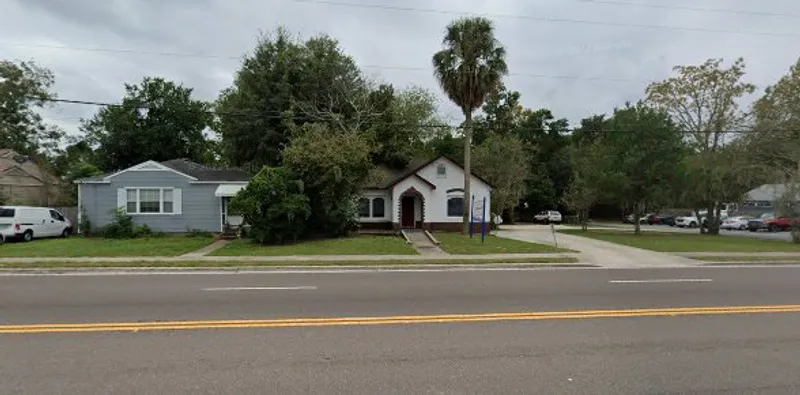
[76,182,82,235]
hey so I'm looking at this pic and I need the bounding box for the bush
[185,229,213,238]
[102,208,135,239]
[133,224,152,238]
[230,166,311,244]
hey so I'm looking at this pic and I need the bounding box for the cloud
[2,0,799,137]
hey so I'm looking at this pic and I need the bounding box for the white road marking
[202,286,317,291]
[609,279,713,284]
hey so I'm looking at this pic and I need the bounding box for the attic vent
[12,155,28,164]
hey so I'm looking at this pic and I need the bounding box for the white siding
[391,176,434,224]
[358,190,392,223]
[414,158,492,224]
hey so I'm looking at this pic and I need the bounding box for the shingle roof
[362,156,493,190]
[746,184,800,202]
[160,159,252,182]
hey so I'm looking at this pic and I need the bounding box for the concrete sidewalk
[0,253,577,264]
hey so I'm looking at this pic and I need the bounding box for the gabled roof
[362,155,494,190]
[76,159,252,183]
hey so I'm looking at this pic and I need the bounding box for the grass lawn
[434,233,570,255]
[559,229,800,253]
[0,237,214,257]
[694,256,800,262]
[0,257,584,269]
[212,235,418,256]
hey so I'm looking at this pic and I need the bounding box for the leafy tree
[473,133,530,218]
[216,28,364,169]
[602,103,686,235]
[514,109,572,219]
[364,85,443,169]
[472,84,523,144]
[282,123,373,237]
[0,60,63,156]
[82,77,212,171]
[562,141,610,231]
[229,166,311,244]
[646,58,756,234]
[433,17,508,233]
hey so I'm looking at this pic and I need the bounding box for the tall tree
[0,60,63,156]
[432,17,508,233]
[282,123,373,237]
[82,77,212,171]
[646,58,756,234]
[472,84,523,144]
[602,103,686,235]
[364,85,442,169]
[473,133,530,218]
[562,141,610,231]
[216,28,364,169]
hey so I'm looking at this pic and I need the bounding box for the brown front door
[401,196,415,228]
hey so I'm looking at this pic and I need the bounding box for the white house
[357,156,492,231]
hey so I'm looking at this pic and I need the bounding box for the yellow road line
[3,305,800,334]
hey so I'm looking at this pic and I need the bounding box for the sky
[2,0,800,137]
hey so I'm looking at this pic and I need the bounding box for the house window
[125,188,175,214]
[436,164,447,178]
[447,197,464,217]
[358,198,371,218]
[372,198,385,218]
[162,189,174,213]
[139,189,161,213]
[126,189,138,213]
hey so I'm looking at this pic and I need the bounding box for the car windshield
[0,208,15,218]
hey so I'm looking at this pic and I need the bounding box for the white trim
[77,184,82,234]
[74,180,110,184]
[123,187,179,216]
[190,181,249,185]
[103,161,197,181]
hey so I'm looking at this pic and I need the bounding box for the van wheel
[688,222,697,228]
[22,231,33,242]
[61,228,71,238]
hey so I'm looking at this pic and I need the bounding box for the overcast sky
[3,0,800,137]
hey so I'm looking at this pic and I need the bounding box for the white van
[0,206,73,243]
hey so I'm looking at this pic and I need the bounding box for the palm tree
[433,17,508,234]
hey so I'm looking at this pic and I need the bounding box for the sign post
[469,195,476,239]
[480,196,487,243]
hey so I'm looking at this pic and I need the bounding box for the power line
[574,0,800,19]
[287,0,800,38]
[34,96,789,134]
[1,42,648,83]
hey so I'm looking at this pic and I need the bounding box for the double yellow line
[3,305,800,334]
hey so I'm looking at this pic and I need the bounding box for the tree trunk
[695,209,705,235]
[461,111,473,234]
[580,208,589,231]
[633,211,641,236]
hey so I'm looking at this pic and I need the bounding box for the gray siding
[79,170,224,233]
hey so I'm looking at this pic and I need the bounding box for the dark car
[653,213,677,226]
[748,213,776,232]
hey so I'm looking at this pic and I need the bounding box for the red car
[764,217,799,232]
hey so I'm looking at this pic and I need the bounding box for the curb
[0,263,599,274]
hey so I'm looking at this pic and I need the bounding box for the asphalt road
[3,267,800,394]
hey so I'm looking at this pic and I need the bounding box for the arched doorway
[398,187,425,229]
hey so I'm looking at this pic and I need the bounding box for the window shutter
[173,188,182,215]
[117,189,126,212]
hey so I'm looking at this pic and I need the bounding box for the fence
[53,206,79,232]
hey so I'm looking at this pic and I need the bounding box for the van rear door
[0,207,15,233]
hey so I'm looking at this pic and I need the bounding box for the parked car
[764,217,799,232]
[624,213,656,224]
[534,210,562,224]
[653,213,677,226]
[676,215,703,228]
[721,216,753,231]
[0,206,73,242]
[747,213,776,232]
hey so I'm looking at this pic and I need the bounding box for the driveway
[497,225,698,268]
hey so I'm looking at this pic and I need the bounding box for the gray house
[739,183,800,216]
[75,159,251,233]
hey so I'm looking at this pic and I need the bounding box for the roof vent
[12,155,28,164]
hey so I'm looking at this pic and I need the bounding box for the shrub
[133,224,152,238]
[230,166,311,244]
[185,229,213,238]
[102,208,135,239]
